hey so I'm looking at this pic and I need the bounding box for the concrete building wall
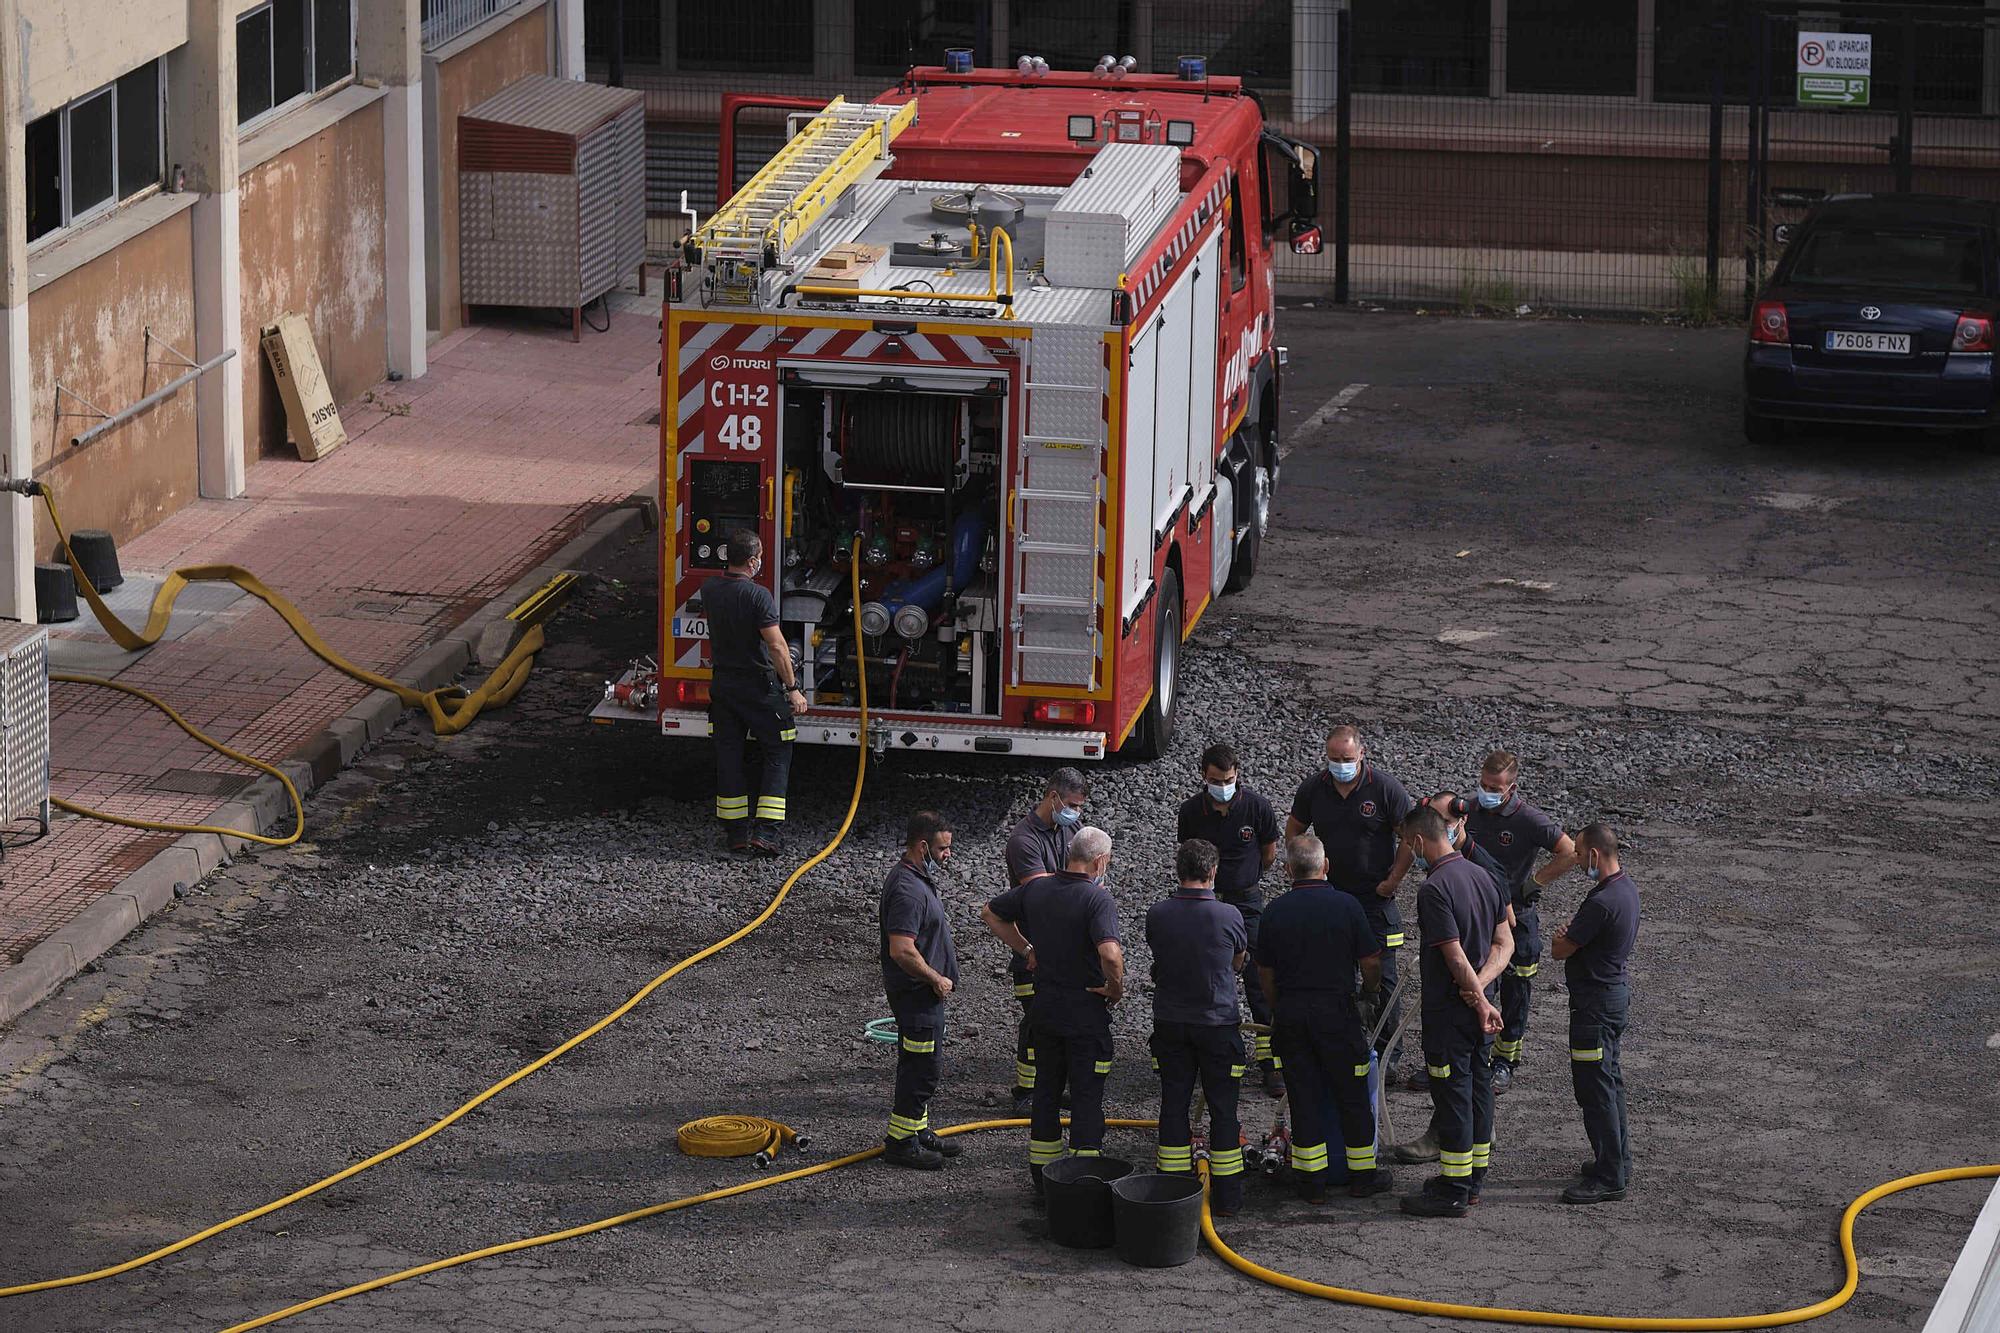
[238,99,388,457]
[26,207,198,552]
[428,2,549,335]
[14,0,187,117]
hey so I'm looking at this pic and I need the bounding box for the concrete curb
[0,489,658,1028]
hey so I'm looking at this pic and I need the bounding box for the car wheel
[1223,460,1268,593]
[1743,405,1782,445]
[1126,567,1181,760]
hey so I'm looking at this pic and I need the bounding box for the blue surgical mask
[1206,781,1236,802]
[1446,824,1461,847]
[1055,805,1082,827]
[1585,862,1602,882]
[1476,788,1504,810]
[1328,760,1360,783]
[1412,852,1430,873]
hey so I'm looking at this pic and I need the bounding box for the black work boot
[748,822,782,857]
[1262,1061,1286,1099]
[1030,1164,1047,1205]
[1010,1087,1034,1116]
[916,1128,963,1159]
[1561,1176,1628,1205]
[1347,1167,1394,1199]
[1400,1177,1470,1218]
[1210,1173,1245,1217]
[1294,1171,1329,1206]
[882,1135,943,1170]
[723,821,752,855]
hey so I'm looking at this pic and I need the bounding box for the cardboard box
[259,313,347,462]
[804,242,890,290]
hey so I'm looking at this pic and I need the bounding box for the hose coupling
[0,478,44,496]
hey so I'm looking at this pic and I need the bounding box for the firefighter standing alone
[702,529,807,855]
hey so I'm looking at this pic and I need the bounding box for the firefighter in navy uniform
[1145,839,1251,1216]
[1175,743,1282,1096]
[1392,791,1518,1166]
[878,811,963,1170]
[1285,726,1417,1075]
[1000,769,1090,1114]
[1399,805,1511,1219]
[1551,822,1641,1205]
[982,826,1124,1200]
[1466,750,1578,1092]
[1256,835,1392,1202]
[701,529,806,856]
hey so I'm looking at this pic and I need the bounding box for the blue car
[1743,193,1997,444]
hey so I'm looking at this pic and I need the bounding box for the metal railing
[599,0,2000,316]
[421,0,519,50]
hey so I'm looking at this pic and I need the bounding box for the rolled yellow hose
[677,1115,797,1161]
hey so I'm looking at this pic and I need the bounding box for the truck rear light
[670,678,711,708]
[1029,700,1097,726]
[1750,301,1789,345]
[1952,313,1993,352]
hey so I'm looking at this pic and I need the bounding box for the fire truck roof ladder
[694,97,919,267]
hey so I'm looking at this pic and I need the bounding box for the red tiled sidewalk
[0,303,662,962]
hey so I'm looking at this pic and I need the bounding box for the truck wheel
[1126,568,1181,760]
[1223,461,1269,593]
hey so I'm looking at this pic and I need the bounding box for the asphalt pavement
[2,309,1995,1332]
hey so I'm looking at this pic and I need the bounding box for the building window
[678,2,813,74]
[237,0,354,128]
[1506,0,1637,96]
[1351,0,1490,95]
[24,58,165,244]
[585,0,664,66]
[854,0,989,78]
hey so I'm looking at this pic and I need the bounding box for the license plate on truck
[1826,330,1911,354]
[672,615,709,639]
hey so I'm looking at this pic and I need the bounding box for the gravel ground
[2,311,1997,1332]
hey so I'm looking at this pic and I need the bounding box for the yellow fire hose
[26,479,547,842]
[216,1130,2000,1333]
[8,506,1998,1331]
[0,539,873,1307]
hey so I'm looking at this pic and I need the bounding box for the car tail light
[670,678,711,708]
[1750,300,1790,345]
[1029,699,1097,726]
[1952,313,1994,352]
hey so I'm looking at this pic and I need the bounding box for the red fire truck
[599,55,1320,759]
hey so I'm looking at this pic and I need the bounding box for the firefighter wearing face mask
[1285,725,1418,1076]
[999,769,1092,1114]
[1176,742,1282,1095]
[1466,750,1579,1092]
[879,811,962,1171]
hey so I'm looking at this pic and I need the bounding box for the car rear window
[1786,226,1987,293]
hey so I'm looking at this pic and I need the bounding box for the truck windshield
[1786,226,1985,293]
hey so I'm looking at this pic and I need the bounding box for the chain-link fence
[591,0,2000,316]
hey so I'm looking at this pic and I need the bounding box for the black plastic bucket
[1042,1155,1132,1249]
[1111,1172,1205,1268]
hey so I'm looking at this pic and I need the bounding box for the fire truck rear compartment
[777,381,1005,716]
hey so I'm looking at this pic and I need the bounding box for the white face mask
[1206,780,1236,802]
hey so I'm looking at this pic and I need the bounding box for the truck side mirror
[1289,221,1323,255]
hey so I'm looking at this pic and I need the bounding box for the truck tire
[1126,567,1181,760]
[1223,459,1269,593]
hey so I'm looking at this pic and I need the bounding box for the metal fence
[589,0,2000,316]
[422,0,520,49]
